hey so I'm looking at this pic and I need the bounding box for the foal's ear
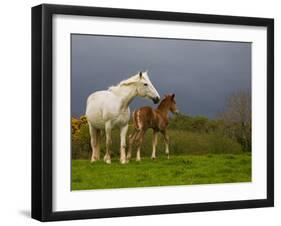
[171,93,175,99]
[139,72,143,78]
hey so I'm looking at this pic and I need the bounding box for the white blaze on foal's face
[137,71,160,104]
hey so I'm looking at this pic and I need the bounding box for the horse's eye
[144,83,148,86]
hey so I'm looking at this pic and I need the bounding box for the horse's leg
[96,129,101,160]
[161,130,170,159]
[127,130,137,160]
[104,121,112,164]
[136,130,145,161]
[151,130,158,160]
[120,124,128,164]
[89,123,99,162]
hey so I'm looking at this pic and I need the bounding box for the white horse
[86,71,160,164]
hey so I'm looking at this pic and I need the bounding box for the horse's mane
[108,74,140,91]
[108,85,118,92]
[108,80,125,91]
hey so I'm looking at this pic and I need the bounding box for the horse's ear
[139,72,142,78]
[171,93,175,99]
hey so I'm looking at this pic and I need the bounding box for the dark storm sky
[71,34,251,118]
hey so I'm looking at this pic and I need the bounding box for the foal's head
[159,94,179,114]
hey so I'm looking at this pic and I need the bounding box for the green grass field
[71,154,251,190]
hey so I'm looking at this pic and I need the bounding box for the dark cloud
[71,34,251,118]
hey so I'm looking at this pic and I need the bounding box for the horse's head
[164,93,179,114]
[135,71,160,104]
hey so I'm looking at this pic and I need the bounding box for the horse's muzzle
[153,97,160,104]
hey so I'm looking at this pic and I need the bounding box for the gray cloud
[71,34,251,118]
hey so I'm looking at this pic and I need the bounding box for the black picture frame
[32,3,274,222]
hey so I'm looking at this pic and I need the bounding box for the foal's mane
[157,96,170,111]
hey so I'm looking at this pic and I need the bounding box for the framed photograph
[32,4,274,221]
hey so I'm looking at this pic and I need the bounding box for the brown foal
[127,94,179,161]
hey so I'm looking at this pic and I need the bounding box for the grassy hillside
[72,154,251,190]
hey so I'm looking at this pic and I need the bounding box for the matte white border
[53,14,267,211]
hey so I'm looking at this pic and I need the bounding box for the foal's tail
[132,109,144,131]
[132,110,139,130]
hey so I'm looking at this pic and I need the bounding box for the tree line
[72,90,251,159]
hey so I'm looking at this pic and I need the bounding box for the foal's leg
[89,123,100,162]
[136,130,145,161]
[151,130,158,160]
[161,130,170,159]
[104,121,112,164]
[120,124,128,164]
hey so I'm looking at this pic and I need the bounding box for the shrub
[71,120,243,159]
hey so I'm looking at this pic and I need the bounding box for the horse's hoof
[136,158,141,162]
[90,158,98,163]
[105,159,111,164]
[151,156,156,160]
[120,159,127,164]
